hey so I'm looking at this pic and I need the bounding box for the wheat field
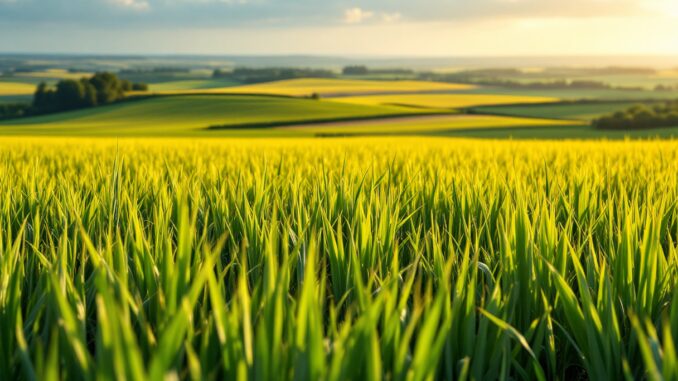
[1,137,677,380]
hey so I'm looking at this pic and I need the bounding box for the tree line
[32,72,148,114]
[342,65,414,76]
[593,101,678,129]
[0,72,147,120]
[213,68,335,84]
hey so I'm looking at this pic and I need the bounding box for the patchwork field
[463,86,678,101]
[148,79,239,92]
[3,137,678,380]
[0,94,431,136]
[280,114,581,135]
[192,78,475,97]
[13,69,93,81]
[0,81,36,96]
[473,102,644,121]
[332,93,559,109]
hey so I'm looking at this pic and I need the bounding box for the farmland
[2,55,678,381]
[2,137,678,380]
[472,102,644,121]
[194,78,475,97]
[332,94,559,109]
[279,114,581,136]
[0,82,36,96]
[0,95,432,136]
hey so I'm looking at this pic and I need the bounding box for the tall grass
[1,137,677,380]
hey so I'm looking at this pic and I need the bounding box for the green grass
[331,93,559,109]
[2,137,678,380]
[148,79,240,92]
[206,78,474,97]
[461,86,678,101]
[472,102,647,121]
[0,95,428,136]
[433,124,678,139]
[0,95,32,104]
[279,114,581,136]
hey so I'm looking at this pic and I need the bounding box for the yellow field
[189,78,475,97]
[0,82,36,96]
[279,114,580,135]
[332,93,559,109]
[655,70,678,78]
[3,135,678,380]
[13,69,93,80]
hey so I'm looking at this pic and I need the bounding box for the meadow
[1,137,678,381]
[472,102,643,121]
[194,78,475,97]
[331,94,559,110]
[279,114,580,136]
[0,95,432,136]
[0,82,36,96]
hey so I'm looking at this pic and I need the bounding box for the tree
[26,73,146,117]
[89,72,124,104]
[55,80,87,110]
[343,65,369,75]
[33,82,55,112]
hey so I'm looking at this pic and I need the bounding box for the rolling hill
[0,94,432,136]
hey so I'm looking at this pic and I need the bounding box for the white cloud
[110,0,150,11]
[344,7,374,24]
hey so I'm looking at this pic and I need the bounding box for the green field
[3,137,678,380]
[148,79,240,92]
[461,86,678,101]
[0,94,32,104]
[0,95,432,136]
[281,114,581,136]
[332,93,559,109]
[473,102,646,121]
[433,124,678,139]
[199,78,474,97]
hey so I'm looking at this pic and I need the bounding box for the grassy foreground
[1,137,678,380]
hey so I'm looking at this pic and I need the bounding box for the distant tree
[594,101,678,130]
[120,79,133,92]
[33,82,55,112]
[212,69,231,78]
[343,65,369,75]
[26,73,147,117]
[80,79,98,107]
[132,83,149,91]
[0,103,30,120]
[89,72,124,104]
[55,80,89,110]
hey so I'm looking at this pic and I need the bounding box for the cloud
[110,0,150,11]
[0,0,660,29]
[343,8,403,25]
[343,8,374,24]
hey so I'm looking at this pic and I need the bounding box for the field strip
[0,81,37,96]
[191,78,476,97]
[330,93,560,109]
[276,113,583,135]
[206,111,453,130]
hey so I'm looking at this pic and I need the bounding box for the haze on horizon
[0,0,677,57]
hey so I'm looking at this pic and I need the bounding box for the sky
[0,0,677,56]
